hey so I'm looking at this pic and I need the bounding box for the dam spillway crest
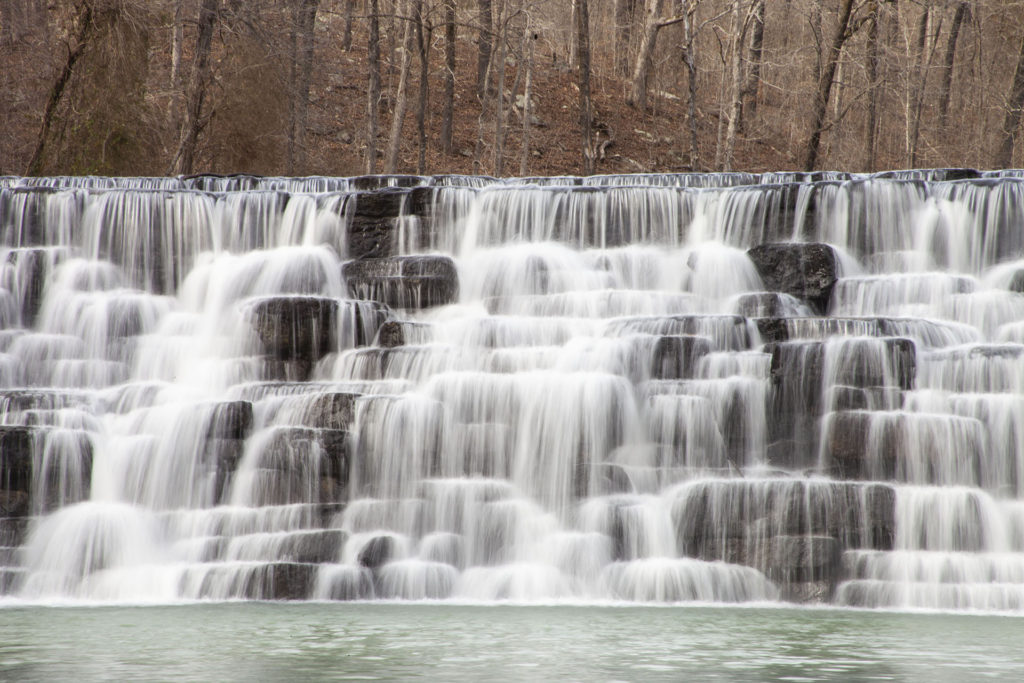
[2,170,1024,609]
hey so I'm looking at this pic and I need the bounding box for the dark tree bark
[25,0,94,176]
[289,0,320,174]
[803,0,855,171]
[997,29,1024,168]
[907,6,932,167]
[682,4,699,170]
[385,0,414,173]
[627,0,662,111]
[740,0,765,128]
[477,0,493,100]
[576,0,593,174]
[865,0,880,170]
[519,25,535,176]
[613,0,635,77]
[415,0,428,173]
[170,0,220,175]
[441,0,456,154]
[939,2,968,125]
[366,0,381,173]
[342,0,354,51]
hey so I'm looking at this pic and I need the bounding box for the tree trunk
[477,0,493,100]
[907,6,932,167]
[802,0,855,171]
[683,4,699,170]
[289,0,319,174]
[170,0,220,175]
[171,0,184,85]
[519,24,535,176]
[740,0,764,127]
[492,1,507,175]
[939,2,968,125]
[627,0,661,111]
[997,29,1024,168]
[441,0,456,153]
[25,0,94,176]
[366,0,381,173]
[576,0,594,174]
[613,0,635,77]
[385,0,415,173]
[720,0,749,171]
[865,1,880,170]
[342,0,354,51]
[415,0,428,173]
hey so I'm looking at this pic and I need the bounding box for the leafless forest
[2,0,1024,176]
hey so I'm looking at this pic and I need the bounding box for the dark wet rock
[828,385,903,412]
[650,335,712,380]
[0,491,29,517]
[205,438,246,504]
[0,518,28,546]
[285,529,347,564]
[765,341,824,469]
[766,535,841,585]
[830,337,916,392]
[935,168,982,181]
[0,568,25,594]
[754,317,789,344]
[377,320,406,347]
[610,314,753,351]
[322,566,376,600]
[358,535,396,570]
[672,480,896,565]
[343,255,459,309]
[240,562,319,600]
[3,248,53,326]
[206,401,254,440]
[748,242,839,314]
[249,296,338,363]
[351,175,424,191]
[0,427,34,494]
[248,427,350,505]
[298,393,359,430]
[734,292,810,318]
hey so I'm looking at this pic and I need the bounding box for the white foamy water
[3,172,1024,611]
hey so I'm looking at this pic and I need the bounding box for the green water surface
[1,603,1022,681]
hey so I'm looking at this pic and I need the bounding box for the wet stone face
[2,172,1024,611]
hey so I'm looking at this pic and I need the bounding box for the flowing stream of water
[3,171,1024,611]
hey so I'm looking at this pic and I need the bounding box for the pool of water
[1,603,1023,681]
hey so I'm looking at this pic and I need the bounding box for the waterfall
[3,170,1024,610]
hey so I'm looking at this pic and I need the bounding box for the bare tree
[740,0,765,127]
[365,0,381,173]
[288,0,320,174]
[803,0,857,171]
[939,1,968,125]
[414,0,429,173]
[613,0,635,77]
[441,0,456,154]
[25,0,95,175]
[385,0,415,172]
[477,0,493,99]
[718,0,756,171]
[997,24,1024,168]
[519,21,535,175]
[576,0,594,174]
[170,0,220,175]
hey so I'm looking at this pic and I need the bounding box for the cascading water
[3,170,1024,610]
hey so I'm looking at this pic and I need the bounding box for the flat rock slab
[748,242,839,314]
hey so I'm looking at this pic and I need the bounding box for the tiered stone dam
[3,170,1024,609]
